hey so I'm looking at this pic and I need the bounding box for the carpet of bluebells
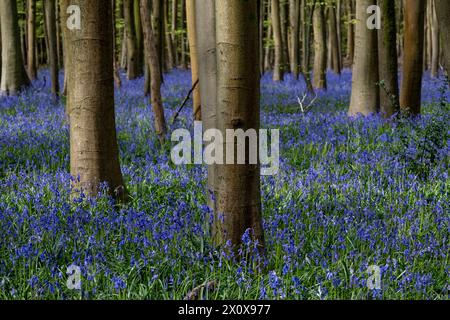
[0,69,449,300]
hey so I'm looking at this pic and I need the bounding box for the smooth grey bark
[0,0,30,95]
[348,0,379,116]
[195,0,217,214]
[215,0,264,249]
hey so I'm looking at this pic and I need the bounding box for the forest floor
[0,69,449,299]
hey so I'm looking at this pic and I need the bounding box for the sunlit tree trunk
[348,0,379,116]
[63,0,126,200]
[378,0,399,117]
[215,0,264,249]
[0,0,30,95]
[430,0,439,77]
[186,0,201,120]
[195,0,217,215]
[313,3,327,89]
[289,0,300,79]
[141,0,167,143]
[400,0,425,115]
[26,0,37,80]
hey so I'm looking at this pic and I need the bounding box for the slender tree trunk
[63,0,126,200]
[434,0,450,75]
[141,0,167,143]
[124,0,139,79]
[328,3,341,74]
[313,3,327,89]
[348,0,379,116]
[195,0,217,214]
[272,0,284,81]
[215,0,264,250]
[378,0,399,117]
[134,0,144,76]
[152,0,165,79]
[280,1,289,75]
[264,2,273,71]
[289,0,300,79]
[430,0,439,77]
[346,0,355,66]
[400,0,425,115]
[44,0,59,95]
[180,0,187,69]
[0,0,30,95]
[165,0,175,70]
[171,0,179,66]
[26,0,37,80]
[186,0,201,120]
[113,0,122,88]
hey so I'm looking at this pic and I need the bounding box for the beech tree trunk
[124,0,139,79]
[400,0,425,115]
[63,0,126,200]
[430,0,439,77]
[141,0,167,143]
[186,0,201,120]
[313,3,327,89]
[272,0,284,81]
[26,0,37,80]
[378,0,399,117]
[215,0,264,249]
[348,0,379,116]
[289,0,300,79]
[195,0,217,213]
[44,0,59,95]
[346,0,355,66]
[434,0,450,75]
[0,0,30,95]
[328,4,341,74]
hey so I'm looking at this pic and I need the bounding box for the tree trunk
[0,0,30,95]
[44,0,59,95]
[152,0,165,79]
[141,0,167,143]
[195,0,217,215]
[346,0,355,66]
[165,0,175,70]
[180,0,187,69]
[134,0,144,76]
[313,3,327,89]
[186,0,201,120]
[434,0,450,75]
[289,0,300,79]
[328,4,341,74]
[378,0,399,117]
[171,0,179,66]
[215,0,264,249]
[272,0,284,81]
[400,0,425,115]
[348,0,379,116]
[63,0,126,200]
[124,0,139,79]
[26,0,37,80]
[430,0,439,77]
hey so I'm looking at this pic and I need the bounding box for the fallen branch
[172,78,199,124]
